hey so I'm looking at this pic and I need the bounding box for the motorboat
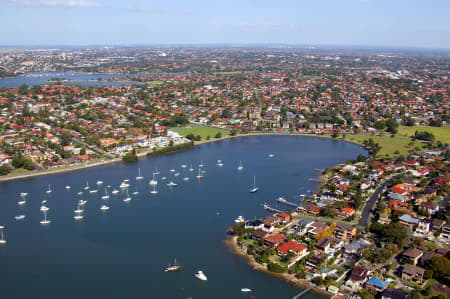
[15,215,25,220]
[120,182,130,189]
[181,164,187,168]
[166,181,177,187]
[96,180,103,185]
[235,216,245,223]
[20,192,28,197]
[100,205,110,211]
[77,191,83,196]
[74,215,83,220]
[174,172,180,177]
[40,205,49,211]
[170,169,175,173]
[183,177,189,181]
[241,288,252,293]
[111,189,119,195]
[65,185,71,190]
[217,160,223,167]
[194,270,207,281]
[89,189,98,194]
[268,153,275,158]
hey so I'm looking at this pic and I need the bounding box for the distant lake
[0,72,190,88]
[0,136,366,298]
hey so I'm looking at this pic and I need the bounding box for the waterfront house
[276,212,291,223]
[401,264,425,285]
[305,254,326,270]
[264,234,286,247]
[276,240,307,257]
[245,219,264,230]
[251,229,268,241]
[345,266,369,291]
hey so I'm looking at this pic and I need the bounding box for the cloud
[5,0,100,7]
[127,4,191,15]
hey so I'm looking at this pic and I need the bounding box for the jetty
[275,197,299,208]
[292,284,315,299]
[263,204,283,213]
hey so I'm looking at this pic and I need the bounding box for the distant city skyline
[1,0,449,49]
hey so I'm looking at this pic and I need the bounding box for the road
[357,178,393,228]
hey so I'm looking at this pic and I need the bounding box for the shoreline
[224,235,333,298]
[0,132,364,183]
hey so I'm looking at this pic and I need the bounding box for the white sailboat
[89,189,98,194]
[77,190,83,196]
[217,160,223,167]
[268,153,275,158]
[74,202,83,213]
[174,172,180,177]
[100,205,110,211]
[18,194,26,205]
[65,185,71,190]
[84,181,90,190]
[136,168,144,180]
[189,164,194,172]
[40,210,51,225]
[123,189,132,202]
[199,160,204,168]
[74,214,83,220]
[149,172,158,185]
[237,161,244,171]
[46,184,52,194]
[132,184,139,195]
[181,164,187,168]
[40,205,49,211]
[154,167,160,175]
[161,176,167,180]
[183,177,189,181]
[150,183,158,194]
[0,226,6,244]
[96,180,103,185]
[111,189,119,195]
[101,187,110,200]
[20,192,28,197]
[196,168,203,179]
[249,176,259,193]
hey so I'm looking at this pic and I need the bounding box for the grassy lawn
[145,80,164,86]
[347,134,424,157]
[174,125,230,140]
[9,168,32,175]
[397,125,450,144]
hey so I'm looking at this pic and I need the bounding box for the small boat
[74,215,83,220]
[276,197,286,203]
[120,182,130,189]
[15,215,25,220]
[149,173,158,185]
[111,189,119,195]
[132,191,139,195]
[0,226,6,244]
[40,210,51,225]
[241,288,252,293]
[79,200,87,206]
[196,168,203,179]
[249,176,258,193]
[89,189,98,194]
[41,200,47,204]
[136,168,144,180]
[100,205,110,211]
[107,185,112,188]
[189,164,194,172]
[181,164,187,168]
[77,191,83,196]
[74,208,83,213]
[217,160,223,167]
[84,181,90,190]
[154,168,160,175]
[46,184,52,194]
[123,190,132,202]
[174,172,180,177]
[268,153,274,158]
[96,180,103,185]
[150,184,158,195]
[235,216,245,223]
[65,185,71,190]
[40,206,49,211]
[123,179,129,183]
[165,259,181,272]
[183,177,189,181]
[199,160,204,168]
[194,270,207,281]
[18,199,26,205]
[161,176,167,180]
[170,169,175,173]
[101,187,110,200]
[237,161,244,171]
[20,192,28,197]
[166,181,177,187]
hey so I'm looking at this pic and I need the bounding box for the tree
[79,147,86,155]
[385,119,398,134]
[122,149,138,163]
[215,132,222,138]
[60,131,71,146]
[430,256,450,284]
[0,164,11,175]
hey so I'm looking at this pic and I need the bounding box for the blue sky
[0,0,449,48]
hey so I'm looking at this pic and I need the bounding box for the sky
[0,0,449,49]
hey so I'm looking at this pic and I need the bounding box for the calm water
[0,136,366,298]
[0,72,190,88]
